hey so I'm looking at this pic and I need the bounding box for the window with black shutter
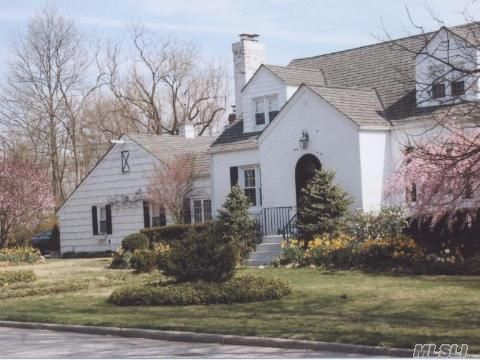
[230,166,238,188]
[91,206,98,235]
[105,205,112,234]
[143,201,151,228]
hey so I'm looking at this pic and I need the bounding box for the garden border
[0,320,413,357]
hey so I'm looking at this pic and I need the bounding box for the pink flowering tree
[386,122,480,224]
[146,154,195,224]
[0,157,55,248]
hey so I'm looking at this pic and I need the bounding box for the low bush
[0,270,36,286]
[358,235,424,269]
[108,274,291,306]
[279,240,306,266]
[121,233,149,253]
[140,223,209,246]
[109,249,132,269]
[130,244,170,273]
[160,229,237,282]
[304,234,358,268]
[62,251,114,259]
[346,207,408,243]
[0,247,42,265]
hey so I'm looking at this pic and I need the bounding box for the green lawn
[0,258,479,351]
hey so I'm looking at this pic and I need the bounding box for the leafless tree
[0,5,97,204]
[146,154,195,224]
[98,25,228,136]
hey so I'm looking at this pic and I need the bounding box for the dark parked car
[31,227,59,255]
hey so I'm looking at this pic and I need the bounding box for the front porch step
[246,234,284,266]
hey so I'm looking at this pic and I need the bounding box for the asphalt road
[0,327,369,358]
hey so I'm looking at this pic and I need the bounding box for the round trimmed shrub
[121,233,149,253]
[160,228,237,283]
[108,274,291,306]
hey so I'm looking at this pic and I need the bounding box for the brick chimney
[232,34,265,120]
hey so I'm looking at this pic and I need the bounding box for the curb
[0,320,413,357]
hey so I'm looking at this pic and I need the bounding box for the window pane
[203,200,212,221]
[244,169,256,188]
[244,188,257,206]
[99,220,106,234]
[121,151,130,173]
[452,81,465,96]
[193,200,202,223]
[432,83,445,99]
[255,99,265,125]
[268,97,278,111]
[255,99,264,113]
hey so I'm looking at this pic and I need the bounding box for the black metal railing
[255,207,292,238]
[281,213,297,241]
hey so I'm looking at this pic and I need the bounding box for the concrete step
[246,258,272,266]
[261,235,283,244]
[255,242,282,252]
[248,249,282,261]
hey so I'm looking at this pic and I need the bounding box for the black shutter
[143,201,151,228]
[183,198,191,224]
[105,205,112,234]
[91,206,98,235]
[230,166,238,188]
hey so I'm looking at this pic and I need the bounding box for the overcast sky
[0,0,479,73]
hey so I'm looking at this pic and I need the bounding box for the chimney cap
[239,33,260,41]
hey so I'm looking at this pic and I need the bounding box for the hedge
[109,274,292,306]
[140,223,210,245]
[62,251,115,259]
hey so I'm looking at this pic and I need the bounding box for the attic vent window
[432,83,446,99]
[121,151,130,173]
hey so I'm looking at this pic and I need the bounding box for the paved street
[0,327,369,358]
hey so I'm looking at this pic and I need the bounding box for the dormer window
[253,95,279,127]
[432,83,446,99]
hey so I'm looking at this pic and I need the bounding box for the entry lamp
[299,130,309,150]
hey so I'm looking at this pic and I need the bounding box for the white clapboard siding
[58,134,210,254]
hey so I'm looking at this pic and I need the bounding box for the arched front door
[295,154,321,209]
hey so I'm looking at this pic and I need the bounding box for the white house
[58,24,479,258]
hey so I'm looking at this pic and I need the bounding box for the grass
[0,258,479,351]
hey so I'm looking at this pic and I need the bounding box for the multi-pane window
[121,151,130,173]
[99,206,107,234]
[243,169,257,206]
[254,95,279,126]
[432,83,446,99]
[268,96,279,121]
[452,80,465,97]
[203,200,212,221]
[255,98,265,125]
[151,206,166,227]
[192,199,212,223]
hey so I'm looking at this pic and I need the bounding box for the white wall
[259,87,364,210]
[359,130,390,211]
[242,67,288,133]
[211,148,260,213]
[58,135,210,254]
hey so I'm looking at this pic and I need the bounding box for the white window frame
[191,199,212,224]
[252,95,279,130]
[239,165,262,208]
[99,205,107,235]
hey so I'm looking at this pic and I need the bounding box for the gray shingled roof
[212,23,479,151]
[307,85,389,127]
[127,134,215,176]
[210,120,261,153]
[264,64,326,86]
